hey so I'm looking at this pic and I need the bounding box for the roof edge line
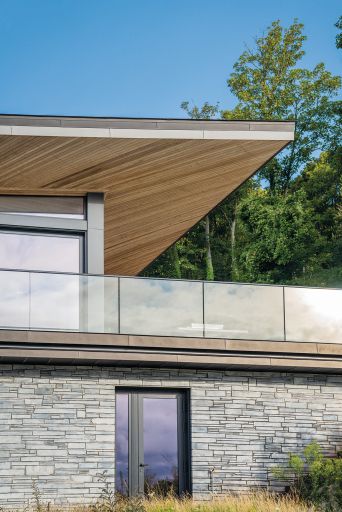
[0,125,294,141]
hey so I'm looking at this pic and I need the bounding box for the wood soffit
[0,115,295,275]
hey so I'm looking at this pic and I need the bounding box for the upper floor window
[0,231,82,273]
[0,196,85,273]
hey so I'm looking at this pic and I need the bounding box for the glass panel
[0,232,81,272]
[119,278,203,337]
[285,287,342,343]
[116,393,129,496]
[30,273,80,331]
[0,270,29,329]
[204,282,284,340]
[29,274,118,333]
[87,275,119,334]
[143,397,178,496]
[0,196,84,218]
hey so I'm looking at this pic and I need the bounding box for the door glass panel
[143,397,179,495]
[0,232,81,272]
[116,393,129,496]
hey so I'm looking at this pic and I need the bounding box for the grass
[3,492,315,512]
[127,493,314,512]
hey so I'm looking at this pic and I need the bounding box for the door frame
[115,387,191,497]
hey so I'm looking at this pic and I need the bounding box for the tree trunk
[205,215,214,280]
[170,243,181,279]
[230,211,239,281]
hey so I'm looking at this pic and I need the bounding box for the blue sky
[0,0,340,118]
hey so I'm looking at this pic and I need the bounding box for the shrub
[273,441,342,511]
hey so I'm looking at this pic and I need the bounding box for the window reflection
[0,232,81,273]
[143,397,178,496]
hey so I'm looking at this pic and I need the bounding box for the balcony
[0,269,341,345]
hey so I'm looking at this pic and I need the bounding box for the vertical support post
[85,193,105,332]
[202,281,205,338]
[283,286,286,342]
[128,394,144,496]
[86,193,104,274]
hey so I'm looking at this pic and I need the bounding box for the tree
[234,188,323,283]
[222,20,341,192]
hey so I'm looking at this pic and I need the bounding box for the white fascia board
[11,126,112,138]
[203,130,295,141]
[7,125,294,141]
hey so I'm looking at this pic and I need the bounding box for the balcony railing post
[202,281,205,338]
[118,277,121,334]
[283,286,286,342]
[28,271,31,330]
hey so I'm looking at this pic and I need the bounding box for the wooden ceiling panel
[0,133,289,275]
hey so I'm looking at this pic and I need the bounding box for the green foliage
[336,16,342,49]
[180,101,219,120]
[234,188,322,283]
[273,441,342,512]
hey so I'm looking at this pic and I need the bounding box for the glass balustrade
[204,282,285,341]
[119,277,203,337]
[0,269,340,344]
[285,287,342,344]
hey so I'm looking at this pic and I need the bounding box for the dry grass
[6,492,315,512]
[140,493,314,512]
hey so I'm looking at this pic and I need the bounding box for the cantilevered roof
[0,115,294,275]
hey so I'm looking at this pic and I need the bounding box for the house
[0,114,341,505]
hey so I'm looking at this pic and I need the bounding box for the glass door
[115,389,190,497]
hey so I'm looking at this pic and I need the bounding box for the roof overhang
[0,115,295,275]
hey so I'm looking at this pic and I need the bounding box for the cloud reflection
[0,232,80,272]
[285,287,342,343]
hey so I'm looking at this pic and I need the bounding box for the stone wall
[1,365,342,506]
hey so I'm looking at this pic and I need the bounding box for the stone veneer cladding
[1,365,342,506]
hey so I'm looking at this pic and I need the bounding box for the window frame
[0,193,104,274]
[0,228,85,273]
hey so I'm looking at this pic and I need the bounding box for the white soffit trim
[1,125,294,141]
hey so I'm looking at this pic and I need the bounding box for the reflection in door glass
[143,397,178,495]
[115,393,129,496]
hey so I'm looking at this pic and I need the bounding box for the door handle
[139,463,149,467]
